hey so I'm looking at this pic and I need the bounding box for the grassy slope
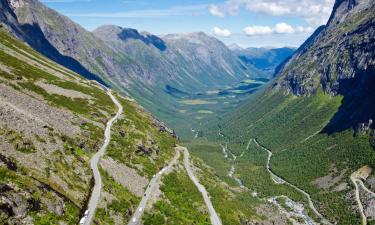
[202,88,375,224]
[0,28,117,224]
[0,28,179,225]
[94,95,177,224]
[143,161,211,225]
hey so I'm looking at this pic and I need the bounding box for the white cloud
[209,0,335,27]
[243,23,313,36]
[211,27,232,37]
[274,22,295,34]
[209,5,225,17]
[243,26,273,36]
[66,4,209,18]
[245,2,291,16]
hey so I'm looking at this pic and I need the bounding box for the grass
[94,167,140,224]
[0,126,36,153]
[143,169,210,225]
[189,155,266,225]
[187,140,316,223]
[0,163,81,225]
[0,30,116,123]
[199,88,375,224]
[31,203,80,225]
[106,96,176,177]
[0,29,116,224]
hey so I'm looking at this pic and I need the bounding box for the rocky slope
[0,26,177,224]
[274,0,375,132]
[0,26,116,224]
[1,0,255,128]
[94,26,251,91]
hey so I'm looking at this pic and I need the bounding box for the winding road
[128,149,180,225]
[357,179,375,197]
[253,139,332,225]
[350,173,367,225]
[83,90,123,225]
[128,146,222,225]
[179,146,223,225]
[350,170,375,225]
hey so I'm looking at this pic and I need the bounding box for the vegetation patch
[143,169,210,225]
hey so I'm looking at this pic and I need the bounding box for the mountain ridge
[273,0,375,132]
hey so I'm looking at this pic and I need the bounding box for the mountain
[228,43,243,51]
[232,46,296,77]
[274,0,375,133]
[204,0,375,224]
[93,25,251,91]
[1,0,257,129]
[0,23,186,224]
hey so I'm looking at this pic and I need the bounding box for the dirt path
[253,139,332,225]
[178,146,223,225]
[83,90,123,225]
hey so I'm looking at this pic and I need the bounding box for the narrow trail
[350,173,367,225]
[179,146,223,225]
[128,149,180,225]
[302,129,322,143]
[83,90,123,225]
[253,139,332,225]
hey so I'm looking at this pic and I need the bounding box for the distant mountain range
[230,45,296,77]
[0,0,262,125]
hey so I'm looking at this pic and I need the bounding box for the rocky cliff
[274,0,375,132]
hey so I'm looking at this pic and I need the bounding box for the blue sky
[41,0,335,48]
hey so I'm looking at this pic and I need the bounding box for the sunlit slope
[0,28,177,224]
[207,0,375,223]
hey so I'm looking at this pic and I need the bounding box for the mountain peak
[94,25,167,51]
[7,0,24,10]
[228,43,243,51]
[327,0,372,27]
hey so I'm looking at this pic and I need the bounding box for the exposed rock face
[1,0,254,127]
[7,0,23,10]
[0,27,117,224]
[0,0,23,39]
[274,0,375,132]
[2,0,252,95]
[276,0,374,96]
[93,25,251,91]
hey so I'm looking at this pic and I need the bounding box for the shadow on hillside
[20,23,108,86]
[118,28,167,51]
[322,66,375,135]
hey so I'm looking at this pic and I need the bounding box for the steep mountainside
[1,0,255,129]
[94,26,251,91]
[0,27,178,224]
[232,47,295,77]
[199,0,375,224]
[274,0,375,133]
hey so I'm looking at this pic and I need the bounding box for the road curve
[253,139,332,225]
[350,173,367,225]
[128,149,180,225]
[357,179,375,197]
[83,90,123,225]
[179,146,223,225]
